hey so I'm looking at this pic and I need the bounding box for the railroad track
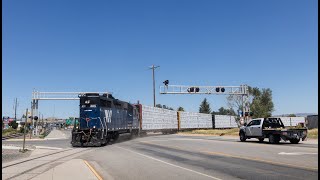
[2,147,94,180]
[2,133,24,140]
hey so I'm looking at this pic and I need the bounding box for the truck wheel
[275,136,281,144]
[240,132,246,142]
[258,138,264,142]
[290,138,300,144]
[269,135,280,144]
[269,135,275,144]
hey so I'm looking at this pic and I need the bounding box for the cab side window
[254,120,261,126]
[247,121,254,126]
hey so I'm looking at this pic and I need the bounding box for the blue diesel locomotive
[71,93,140,147]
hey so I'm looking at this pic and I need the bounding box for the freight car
[71,93,239,147]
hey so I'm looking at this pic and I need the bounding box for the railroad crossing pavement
[2,147,100,180]
[44,129,69,140]
[31,159,100,180]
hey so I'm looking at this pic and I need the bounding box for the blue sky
[2,0,318,119]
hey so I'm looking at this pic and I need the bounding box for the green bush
[2,127,17,136]
[9,121,18,129]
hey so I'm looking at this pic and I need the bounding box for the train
[71,93,238,147]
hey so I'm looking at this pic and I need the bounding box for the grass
[179,128,240,136]
[308,128,318,139]
[2,128,18,136]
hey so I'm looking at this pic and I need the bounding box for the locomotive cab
[79,93,101,130]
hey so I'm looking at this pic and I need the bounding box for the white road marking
[2,146,22,150]
[35,146,63,150]
[115,146,222,180]
[278,152,318,155]
[44,137,67,140]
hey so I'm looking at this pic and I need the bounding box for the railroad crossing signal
[160,84,251,124]
[160,84,248,95]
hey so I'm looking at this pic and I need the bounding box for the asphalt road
[81,134,318,180]
[3,131,318,180]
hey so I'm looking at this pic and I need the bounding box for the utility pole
[149,65,160,107]
[22,108,28,152]
[30,101,33,139]
[14,98,18,122]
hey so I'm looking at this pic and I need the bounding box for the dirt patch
[308,128,318,139]
[178,128,240,136]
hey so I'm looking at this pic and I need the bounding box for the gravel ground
[2,144,36,163]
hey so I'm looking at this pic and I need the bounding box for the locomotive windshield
[80,94,100,108]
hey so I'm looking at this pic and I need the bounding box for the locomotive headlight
[93,126,96,129]
[85,100,90,104]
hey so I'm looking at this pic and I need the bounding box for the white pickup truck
[239,117,307,144]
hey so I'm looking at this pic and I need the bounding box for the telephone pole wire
[149,65,160,107]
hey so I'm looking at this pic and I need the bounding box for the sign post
[22,108,28,152]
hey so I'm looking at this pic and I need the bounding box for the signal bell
[187,87,200,93]
[163,80,169,86]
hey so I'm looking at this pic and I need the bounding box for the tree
[287,114,296,117]
[227,86,274,118]
[9,121,18,129]
[212,107,236,116]
[227,86,261,112]
[249,88,274,118]
[155,104,174,110]
[199,98,211,114]
[177,107,185,111]
[218,107,237,115]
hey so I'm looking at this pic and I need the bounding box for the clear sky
[2,0,318,119]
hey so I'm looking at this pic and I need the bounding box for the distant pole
[30,101,33,139]
[149,65,160,107]
[22,108,28,152]
[14,98,18,122]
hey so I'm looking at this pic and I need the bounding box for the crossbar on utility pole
[149,65,160,107]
